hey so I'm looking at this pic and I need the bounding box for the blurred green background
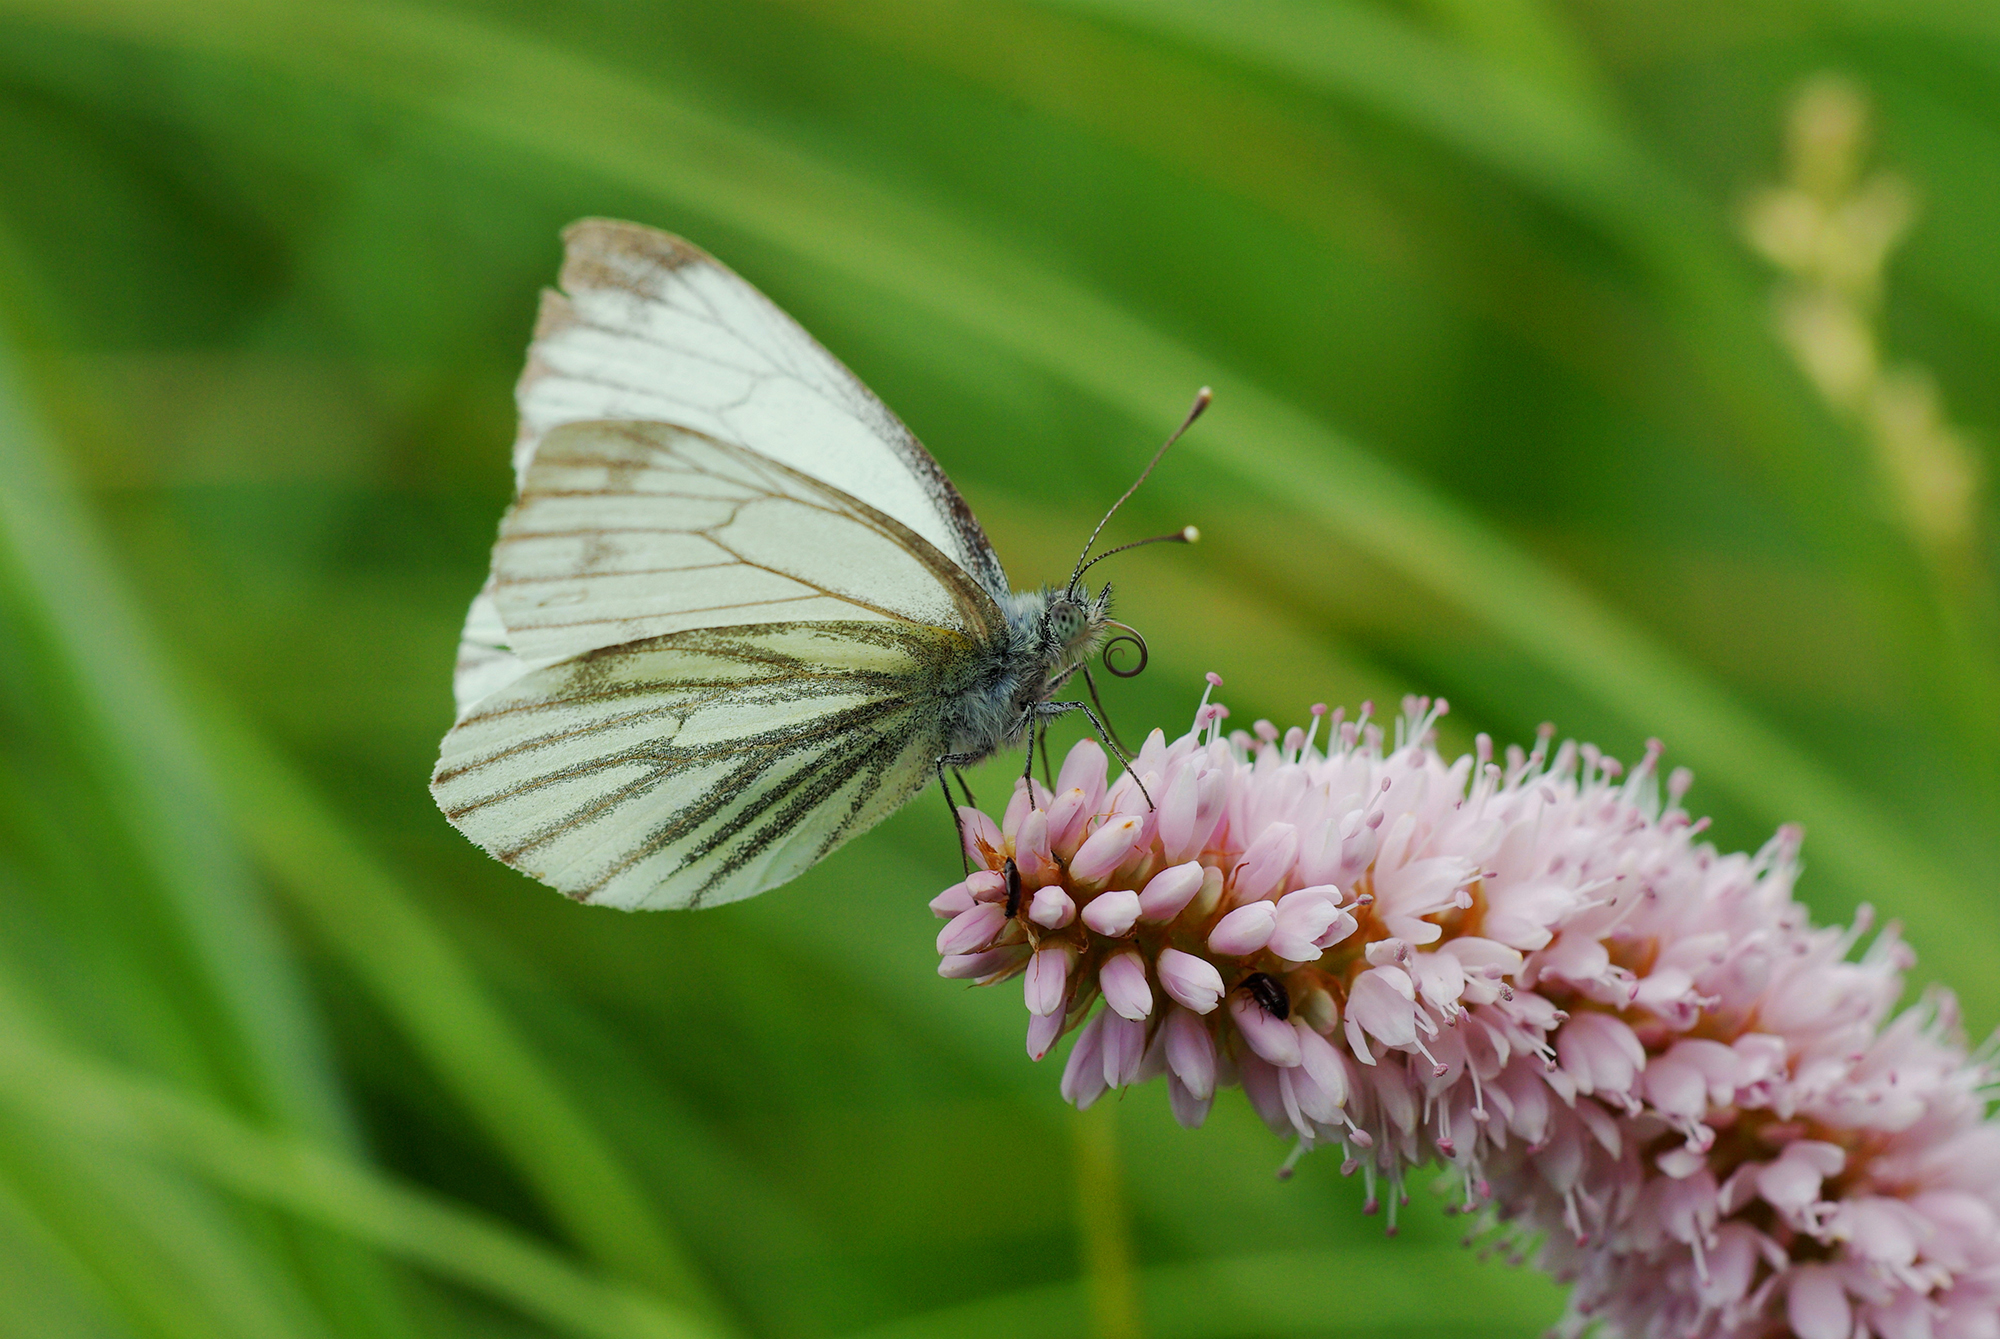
[1,2,1996,1336]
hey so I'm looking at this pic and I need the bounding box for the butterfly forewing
[434,622,968,909]
[519,219,1010,605]
[490,420,1000,671]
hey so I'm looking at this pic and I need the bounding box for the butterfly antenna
[1076,525,1199,580]
[1068,386,1211,592]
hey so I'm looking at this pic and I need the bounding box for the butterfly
[431,219,1205,910]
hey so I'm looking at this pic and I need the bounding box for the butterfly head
[1042,583,1114,668]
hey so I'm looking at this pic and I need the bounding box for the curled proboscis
[1102,622,1149,678]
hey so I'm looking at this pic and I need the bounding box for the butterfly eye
[1047,601,1085,644]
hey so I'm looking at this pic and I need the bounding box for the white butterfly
[432,219,1202,910]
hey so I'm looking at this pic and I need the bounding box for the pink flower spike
[937,902,1007,956]
[1164,1006,1217,1098]
[1081,888,1142,938]
[1025,1009,1062,1061]
[929,882,974,918]
[958,806,1002,863]
[1138,861,1206,922]
[1070,815,1146,884]
[1230,992,1302,1067]
[1102,951,1153,1021]
[1269,889,1346,962]
[1209,901,1277,957]
[1157,949,1224,1014]
[1024,947,1071,1017]
[922,684,2000,1339]
[1028,886,1075,929]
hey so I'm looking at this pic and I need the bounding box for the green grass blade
[194,699,732,1326]
[0,240,420,1338]
[0,1006,719,1339]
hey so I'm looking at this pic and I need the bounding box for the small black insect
[1240,971,1290,1020]
[1003,857,1023,919]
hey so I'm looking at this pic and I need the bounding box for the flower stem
[1072,1102,1143,1339]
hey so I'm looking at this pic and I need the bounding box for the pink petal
[1164,1005,1217,1099]
[1080,888,1141,938]
[1230,992,1302,1066]
[1157,949,1224,1014]
[936,902,1007,956]
[1071,815,1145,884]
[1208,901,1277,957]
[1101,950,1154,1021]
[1028,886,1075,929]
[1023,947,1071,1017]
[1786,1265,1851,1339]
[1138,861,1207,922]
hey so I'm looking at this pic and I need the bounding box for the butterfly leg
[936,750,994,875]
[1035,700,1155,809]
[1019,722,1042,808]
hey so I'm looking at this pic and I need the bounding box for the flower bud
[1209,901,1277,957]
[1071,815,1145,883]
[1165,1005,1217,1099]
[1100,1011,1148,1087]
[958,806,1003,864]
[1025,1009,1063,1061]
[1081,888,1141,938]
[937,902,1007,956]
[1230,991,1302,1067]
[1028,885,1075,929]
[929,881,974,918]
[1024,946,1072,1017]
[1157,948,1225,1014]
[1101,950,1153,1021]
[1138,860,1207,922]
[1269,888,1347,962]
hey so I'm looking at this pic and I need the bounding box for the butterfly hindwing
[433,621,973,909]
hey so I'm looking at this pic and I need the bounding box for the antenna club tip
[1180,525,1200,543]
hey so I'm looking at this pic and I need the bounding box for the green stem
[1072,1102,1142,1339]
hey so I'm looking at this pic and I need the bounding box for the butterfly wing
[433,621,966,909]
[435,419,1004,908]
[490,418,1002,670]
[452,218,1011,711]
[517,218,1008,601]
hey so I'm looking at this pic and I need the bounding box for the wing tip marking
[560,219,709,304]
